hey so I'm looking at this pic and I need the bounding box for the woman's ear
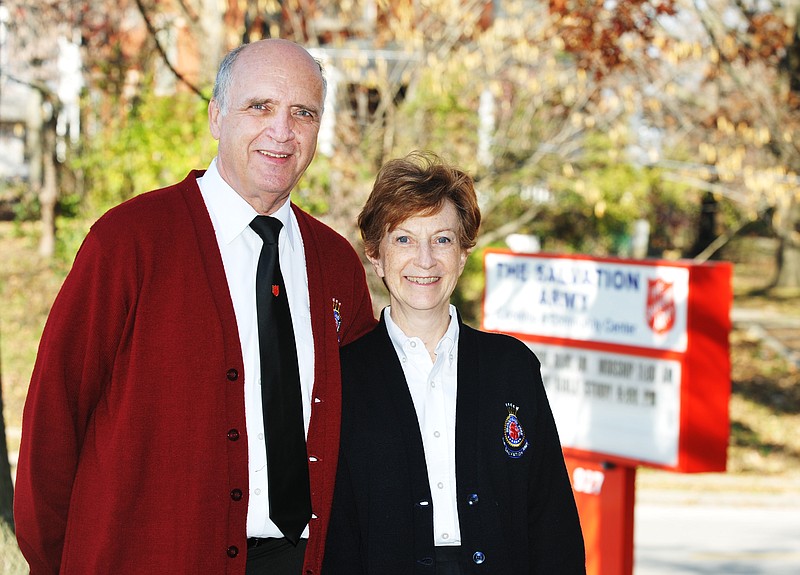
[366,251,385,278]
[458,248,470,276]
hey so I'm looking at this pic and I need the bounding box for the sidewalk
[634,497,800,574]
[632,305,800,574]
[634,472,800,575]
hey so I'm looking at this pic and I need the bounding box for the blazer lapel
[373,313,433,497]
[455,322,481,492]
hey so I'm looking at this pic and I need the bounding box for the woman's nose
[414,243,435,268]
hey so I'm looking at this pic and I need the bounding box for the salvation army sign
[483,255,690,351]
[527,343,683,467]
[482,250,732,472]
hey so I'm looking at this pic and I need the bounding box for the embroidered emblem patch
[503,403,528,458]
[272,284,280,297]
[332,298,342,341]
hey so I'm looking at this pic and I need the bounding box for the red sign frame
[482,250,732,473]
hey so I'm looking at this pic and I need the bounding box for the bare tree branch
[132,0,209,102]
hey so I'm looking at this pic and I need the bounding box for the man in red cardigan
[14,39,376,575]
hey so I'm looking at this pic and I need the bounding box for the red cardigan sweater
[14,171,376,575]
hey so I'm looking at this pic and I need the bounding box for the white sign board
[527,342,682,467]
[483,252,690,352]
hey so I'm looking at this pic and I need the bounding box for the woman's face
[368,201,468,323]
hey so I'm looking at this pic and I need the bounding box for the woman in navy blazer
[324,152,585,574]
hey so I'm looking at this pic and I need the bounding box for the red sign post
[482,251,733,574]
[566,455,635,575]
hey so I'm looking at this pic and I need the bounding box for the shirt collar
[436,309,459,359]
[384,305,459,365]
[198,157,297,249]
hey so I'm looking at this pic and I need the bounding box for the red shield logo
[646,278,675,335]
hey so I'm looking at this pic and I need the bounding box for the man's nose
[265,110,296,142]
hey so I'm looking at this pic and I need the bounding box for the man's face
[209,41,324,214]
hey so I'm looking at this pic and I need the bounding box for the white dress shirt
[198,158,314,539]
[385,305,462,546]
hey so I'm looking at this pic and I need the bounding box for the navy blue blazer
[323,311,586,574]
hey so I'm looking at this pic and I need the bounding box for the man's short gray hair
[211,42,327,115]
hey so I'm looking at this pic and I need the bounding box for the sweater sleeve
[14,227,134,575]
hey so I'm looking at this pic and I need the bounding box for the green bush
[63,87,216,259]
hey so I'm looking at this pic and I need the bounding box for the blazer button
[227,429,240,441]
[467,493,479,506]
[227,545,239,558]
[226,368,238,381]
[230,488,243,501]
[416,557,434,566]
[472,551,486,564]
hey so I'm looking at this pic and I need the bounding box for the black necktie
[249,215,311,545]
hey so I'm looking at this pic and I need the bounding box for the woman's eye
[435,236,452,244]
[396,236,410,244]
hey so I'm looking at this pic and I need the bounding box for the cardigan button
[230,488,243,501]
[226,368,238,381]
[472,551,486,564]
[467,493,479,506]
[227,429,240,441]
[227,545,239,558]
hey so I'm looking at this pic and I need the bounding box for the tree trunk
[0,328,15,532]
[772,5,800,289]
[689,191,719,259]
[38,110,58,259]
[773,194,800,288]
[775,236,800,288]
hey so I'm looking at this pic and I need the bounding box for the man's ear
[208,99,221,140]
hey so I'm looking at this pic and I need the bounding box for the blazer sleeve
[525,350,587,573]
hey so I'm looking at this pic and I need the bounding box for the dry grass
[725,235,800,478]
[0,521,26,574]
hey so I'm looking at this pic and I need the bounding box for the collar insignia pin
[332,298,342,341]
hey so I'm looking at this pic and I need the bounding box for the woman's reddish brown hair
[358,151,481,258]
